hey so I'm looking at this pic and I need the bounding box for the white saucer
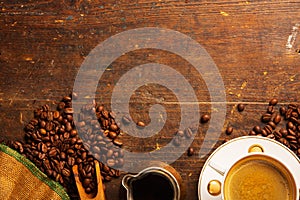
[198,136,300,200]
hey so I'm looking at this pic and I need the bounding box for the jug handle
[122,173,137,200]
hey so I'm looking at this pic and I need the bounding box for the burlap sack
[0,144,70,200]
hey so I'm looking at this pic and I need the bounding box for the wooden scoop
[73,160,106,200]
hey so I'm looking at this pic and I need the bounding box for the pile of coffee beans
[76,102,124,180]
[9,94,123,199]
[248,98,300,158]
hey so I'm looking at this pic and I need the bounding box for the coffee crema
[224,156,295,200]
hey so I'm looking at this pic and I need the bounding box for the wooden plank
[1,1,300,199]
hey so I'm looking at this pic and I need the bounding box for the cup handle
[208,161,225,176]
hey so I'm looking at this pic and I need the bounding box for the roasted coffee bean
[67,156,75,166]
[267,121,276,129]
[184,127,193,138]
[109,124,118,132]
[253,125,262,134]
[187,147,194,156]
[261,113,272,123]
[261,129,268,137]
[286,135,297,141]
[122,115,131,124]
[279,128,288,137]
[285,108,293,119]
[269,98,278,106]
[237,103,245,112]
[136,121,145,128]
[279,106,287,116]
[108,131,117,139]
[288,103,297,110]
[288,129,297,136]
[113,139,123,147]
[226,126,233,135]
[267,105,275,114]
[273,114,281,124]
[62,168,71,177]
[287,121,295,130]
[249,130,256,135]
[200,114,210,123]
[64,108,74,114]
[274,131,282,139]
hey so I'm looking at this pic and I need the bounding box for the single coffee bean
[261,129,268,137]
[184,128,193,138]
[107,159,115,167]
[279,106,287,116]
[274,131,282,139]
[108,131,117,139]
[267,121,276,129]
[62,168,71,177]
[226,126,233,135]
[279,128,288,137]
[267,105,275,114]
[288,103,297,110]
[67,156,76,167]
[249,130,256,135]
[288,129,297,136]
[290,117,300,125]
[253,125,262,134]
[109,124,118,132]
[137,121,145,128]
[287,121,295,130]
[39,128,47,135]
[269,98,278,106]
[113,139,123,147]
[237,103,245,112]
[92,146,101,154]
[187,147,194,156]
[264,125,272,134]
[200,114,210,123]
[64,108,74,114]
[286,135,297,140]
[122,115,131,124]
[273,114,281,124]
[261,113,272,123]
[285,108,293,120]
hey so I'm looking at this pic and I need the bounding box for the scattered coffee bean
[184,128,193,138]
[269,98,278,106]
[200,114,210,124]
[237,103,245,112]
[187,147,194,156]
[122,115,131,124]
[225,126,233,135]
[137,121,145,128]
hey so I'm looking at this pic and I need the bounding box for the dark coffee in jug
[132,173,175,200]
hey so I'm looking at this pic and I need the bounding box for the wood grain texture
[1,1,300,199]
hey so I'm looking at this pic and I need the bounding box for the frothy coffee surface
[224,160,292,200]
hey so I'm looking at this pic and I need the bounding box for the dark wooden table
[1,1,300,199]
